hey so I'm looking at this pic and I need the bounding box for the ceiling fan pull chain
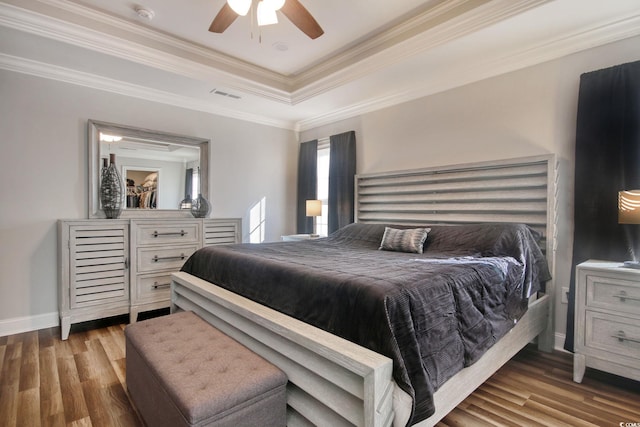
[251,1,255,40]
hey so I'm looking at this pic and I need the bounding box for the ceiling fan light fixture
[227,0,251,16]
[263,0,285,11]
[257,1,278,26]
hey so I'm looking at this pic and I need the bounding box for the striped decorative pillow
[379,227,431,254]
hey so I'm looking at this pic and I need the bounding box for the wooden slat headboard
[355,154,558,278]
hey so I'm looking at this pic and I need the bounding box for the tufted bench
[125,311,287,427]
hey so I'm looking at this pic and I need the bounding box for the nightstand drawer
[135,273,172,302]
[586,274,640,315]
[135,222,200,246]
[585,311,640,361]
[137,245,197,273]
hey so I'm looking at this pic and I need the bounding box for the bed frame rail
[171,272,394,427]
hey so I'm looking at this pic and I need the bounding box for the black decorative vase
[191,193,211,218]
[100,153,124,219]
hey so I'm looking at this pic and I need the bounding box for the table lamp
[306,199,322,237]
[618,190,640,268]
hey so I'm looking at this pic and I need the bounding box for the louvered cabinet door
[59,220,130,340]
[203,218,242,246]
[69,226,129,307]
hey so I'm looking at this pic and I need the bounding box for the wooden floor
[1,314,639,427]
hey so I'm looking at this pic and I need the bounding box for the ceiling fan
[209,0,324,39]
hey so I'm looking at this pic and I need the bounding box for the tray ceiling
[1,0,639,130]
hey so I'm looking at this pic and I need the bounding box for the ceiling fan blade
[280,0,324,39]
[209,2,238,33]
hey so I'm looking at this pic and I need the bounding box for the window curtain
[564,60,640,352]
[328,131,356,234]
[297,140,318,233]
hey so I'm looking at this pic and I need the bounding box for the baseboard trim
[554,332,569,353]
[0,312,59,337]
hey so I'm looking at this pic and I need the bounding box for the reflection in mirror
[123,167,160,209]
[89,120,209,218]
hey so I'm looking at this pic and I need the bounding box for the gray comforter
[181,222,550,424]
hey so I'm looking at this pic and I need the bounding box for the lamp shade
[619,190,640,224]
[306,199,322,217]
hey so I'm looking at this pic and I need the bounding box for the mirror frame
[88,120,209,219]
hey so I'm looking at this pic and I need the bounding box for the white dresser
[129,219,202,322]
[573,260,640,383]
[58,218,241,339]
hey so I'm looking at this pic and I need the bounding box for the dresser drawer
[136,245,198,273]
[585,311,640,361]
[134,222,201,246]
[586,274,640,315]
[135,273,172,302]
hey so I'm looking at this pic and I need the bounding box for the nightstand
[574,260,640,383]
[281,234,320,241]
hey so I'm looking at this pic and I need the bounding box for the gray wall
[301,35,640,345]
[0,71,298,333]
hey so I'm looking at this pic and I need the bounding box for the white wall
[0,71,298,332]
[301,35,640,342]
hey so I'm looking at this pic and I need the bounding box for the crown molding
[0,1,293,103]
[295,12,640,131]
[2,0,639,133]
[0,53,295,129]
[290,0,550,100]
[34,0,292,88]
[0,0,551,105]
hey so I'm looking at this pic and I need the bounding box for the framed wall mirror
[88,120,209,218]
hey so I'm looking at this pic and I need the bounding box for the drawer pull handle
[613,291,640,302]
[611,330,640,344]
[152,253,186,263]
[152,282,171,289]
[152,230,187,238]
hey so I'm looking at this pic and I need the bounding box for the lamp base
[622,260,640,269]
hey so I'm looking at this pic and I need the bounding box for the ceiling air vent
[209,88,241,100]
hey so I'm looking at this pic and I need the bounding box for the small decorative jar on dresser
[58,218,241,339]
[573,260,640,383]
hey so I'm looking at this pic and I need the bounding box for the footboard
[419,293,550,426]
[171,271,395,427]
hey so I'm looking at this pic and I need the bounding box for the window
[316,138,330,236]
[249,197,266,243]
[191,167,200,199]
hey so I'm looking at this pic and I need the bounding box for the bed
[170,154,557,426]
